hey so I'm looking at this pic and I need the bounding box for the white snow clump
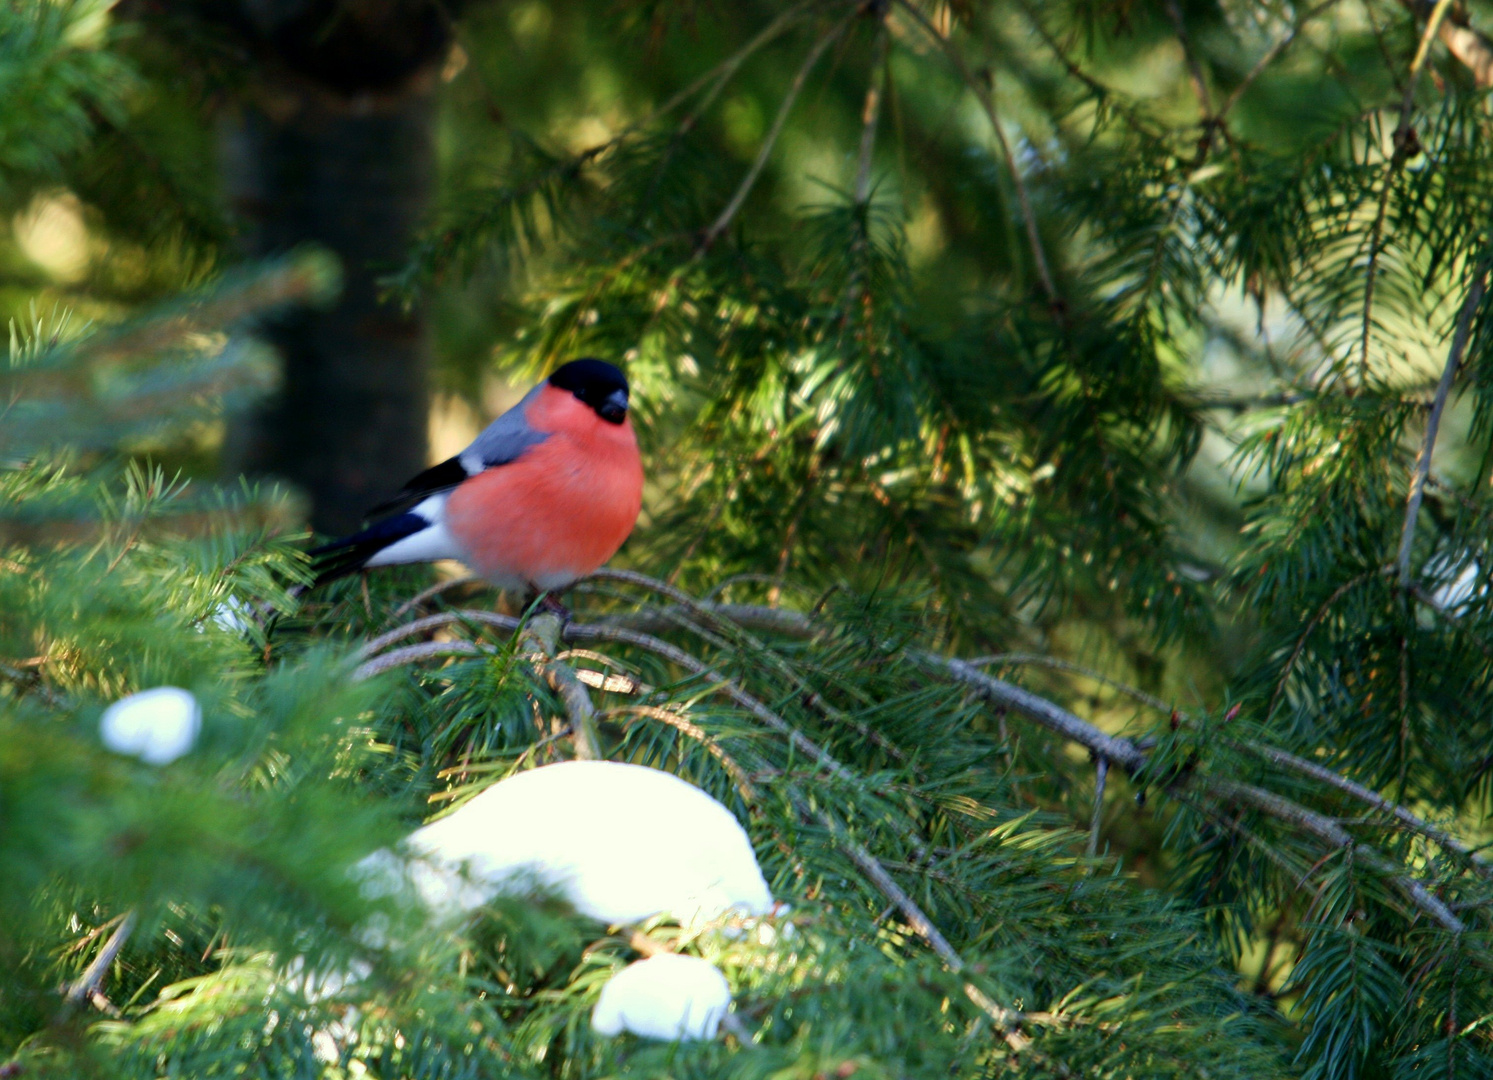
[591,954,732,1041]
[361,760,774,927]
[99,686,201,765]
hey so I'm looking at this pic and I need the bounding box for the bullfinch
[310,359,642,595]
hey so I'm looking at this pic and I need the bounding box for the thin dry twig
[1422,1,1493,87]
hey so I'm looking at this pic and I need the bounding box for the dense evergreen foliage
[6,1,1493,1077]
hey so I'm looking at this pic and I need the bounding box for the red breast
[444,385,643,589]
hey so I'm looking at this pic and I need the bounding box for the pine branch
[926,652,1470,933]
[1087,758,1108,858]
[1237,740,1493,878]
[1397,255,1489,586]
[589,569,908,761]
[968,653,1176,716]
[603,703,757,797]
[524,611,601,760]
[1164,0,1216,153]
[355,589,1492,908]
[672,0,828,135]
[1267,568,1385,720]
[1208,778,1466,932]
[348,600,1051,1050]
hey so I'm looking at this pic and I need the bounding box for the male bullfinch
[310,359,642,595]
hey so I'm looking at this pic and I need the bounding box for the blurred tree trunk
[213,0,451,533]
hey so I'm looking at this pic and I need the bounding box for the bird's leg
[538,591,572,621]
[522,588,572,623]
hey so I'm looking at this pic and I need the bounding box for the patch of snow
[1429,558,1482,613]
[209,595,256,636]
[591,954,731,1041]
[361,761,774,927]
[99,687,200,765]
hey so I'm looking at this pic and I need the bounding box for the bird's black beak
[598,388,628,424]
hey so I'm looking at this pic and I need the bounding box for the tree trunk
[208,0,452,533]
[224,88,433,533]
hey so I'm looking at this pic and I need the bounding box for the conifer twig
[853,18,889,205]
[1360,0,1456,380]
[590,570,906,760]
[354,610,520,662]
[388,575,480,619]
[604,703,757,798]
[698,12,855,253]
[1215,0,1343,121]
[64,911,135,1008]
[891,0,1059,306]
[565,621,863,785]
[352,601,1479,934]
[1207,779,1466,932]
[354,640,487,678]
[1087,758,1107,858]
[930,654,1469,932]
[1237,739,1492,878]
[805,802,1031,1049]
[970,653,1175,715]
[524,612,602,760]
[1397,257,1489,586]
[1165,0,1215,143]
[1266,568,1384,720]
[672,0,827,135]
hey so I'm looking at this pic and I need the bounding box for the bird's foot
[534,592,572,622]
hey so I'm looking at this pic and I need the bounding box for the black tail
[308,513,427,587]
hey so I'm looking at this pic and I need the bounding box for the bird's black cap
[550,358,630,423]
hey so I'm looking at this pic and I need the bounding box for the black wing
[364,456,471,518]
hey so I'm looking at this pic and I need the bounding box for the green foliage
[0,0,131,206]
[10,1,1493,1079]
